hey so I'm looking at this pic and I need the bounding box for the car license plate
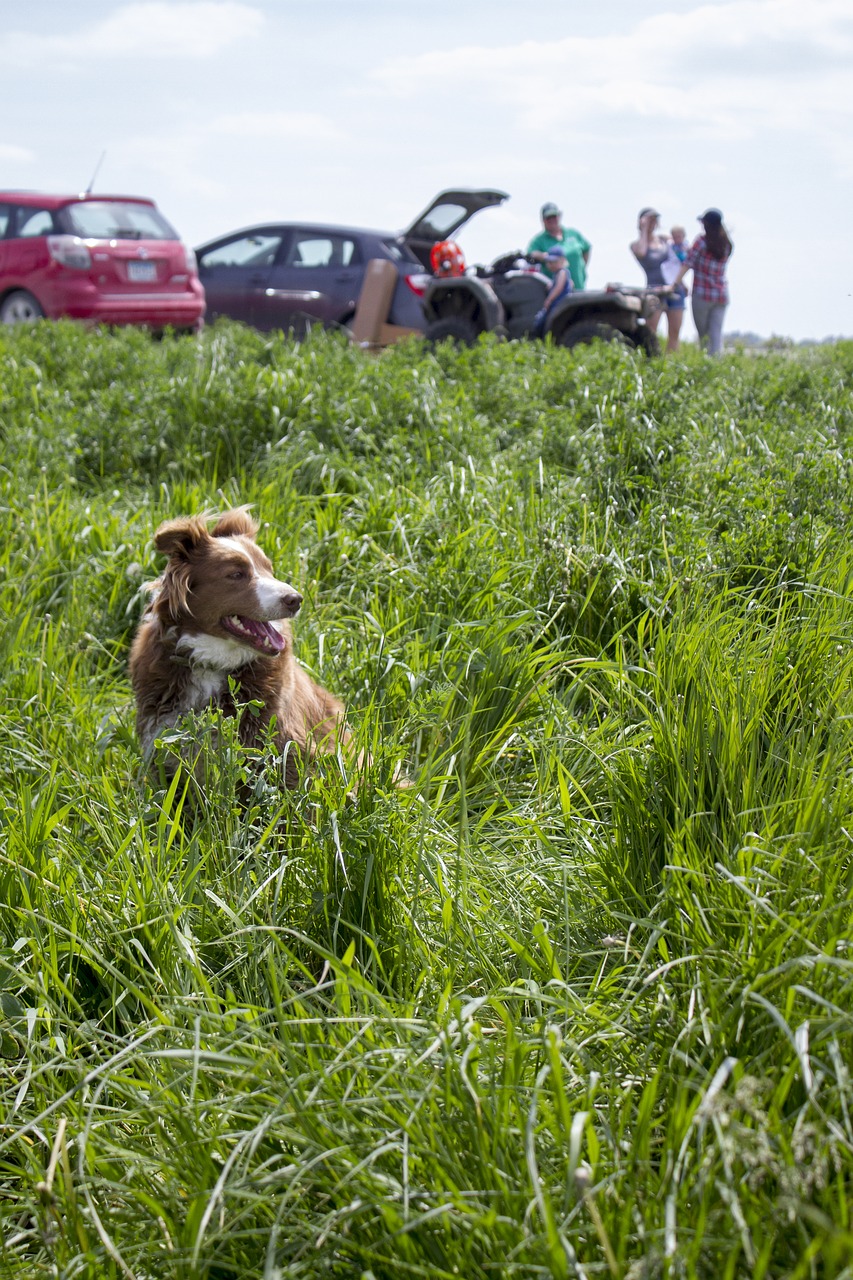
[128,261,157,282]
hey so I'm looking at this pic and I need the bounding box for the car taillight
[47,235,92,270]
[182,243,198,274]
[404,272,431,297]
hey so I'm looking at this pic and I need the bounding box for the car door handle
[335,272,357,282]
[248,273,267,286]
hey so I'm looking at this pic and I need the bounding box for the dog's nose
[282,591,302,613]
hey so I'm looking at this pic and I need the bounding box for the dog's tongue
[221,615,285,656]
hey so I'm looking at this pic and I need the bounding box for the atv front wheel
[635,325,661,357]
[425,317,479,347]
[556,321,630,350]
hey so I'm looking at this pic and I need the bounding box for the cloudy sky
[3,0,852,341]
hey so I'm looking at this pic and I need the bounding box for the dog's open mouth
[220,615,285,656]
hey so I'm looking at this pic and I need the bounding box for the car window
[381,239,420,266]
[199,233,284,269]
[0,205,11,238]
[60,200,177,241]
[15,208,55,238]
[287,236,360,268]
[408,202,470,241]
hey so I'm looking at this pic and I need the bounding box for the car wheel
[556,321,630,350]
[425,317,479,346]
[0,290,45,325]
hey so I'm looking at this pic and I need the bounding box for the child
[658,223,688,352]
[669,225,687,264]
[534,243,573,335]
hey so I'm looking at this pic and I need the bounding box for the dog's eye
[227,569,247,580]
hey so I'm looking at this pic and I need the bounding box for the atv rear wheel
[556,321,630,350]
[425,317,479,347]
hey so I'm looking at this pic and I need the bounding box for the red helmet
[430,240,466,277]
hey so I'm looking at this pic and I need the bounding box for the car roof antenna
[84,151,106,196]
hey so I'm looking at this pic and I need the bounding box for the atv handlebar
[487,250,538,274]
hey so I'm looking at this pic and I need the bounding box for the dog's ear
[211,507,258,541]
[154,515,210,560]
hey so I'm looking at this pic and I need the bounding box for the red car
[0,191,205,332]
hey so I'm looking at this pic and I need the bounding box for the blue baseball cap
[546,243,567,258]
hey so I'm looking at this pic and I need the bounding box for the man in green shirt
[527,201,591,291]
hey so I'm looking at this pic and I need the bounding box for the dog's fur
[129,508,344,783]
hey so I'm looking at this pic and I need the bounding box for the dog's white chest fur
[175,634,252,713]
[138,634,255,757]
[176,632,254,673]
[185,666,228,709]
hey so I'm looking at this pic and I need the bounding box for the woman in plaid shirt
[672,209,733,355]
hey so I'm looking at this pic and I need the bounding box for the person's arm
[632,215,653,260]
[527,232,547,264]
[672,239,702,288]
[543,267,567,309]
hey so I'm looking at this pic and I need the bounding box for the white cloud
[102,109,345,207]
[373,0,853,147]
[2,3,264,63]
[215,111,344,144]
[116,133,227,198]
[0,143,35,163]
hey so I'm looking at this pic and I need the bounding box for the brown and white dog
[129,508,345,784]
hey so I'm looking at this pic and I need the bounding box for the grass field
[1,320,853,1278]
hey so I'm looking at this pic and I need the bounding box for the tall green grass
[1,321,853,1277]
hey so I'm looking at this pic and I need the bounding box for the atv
[422,250,662,355]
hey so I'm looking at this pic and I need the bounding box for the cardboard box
[351,259,420,349]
